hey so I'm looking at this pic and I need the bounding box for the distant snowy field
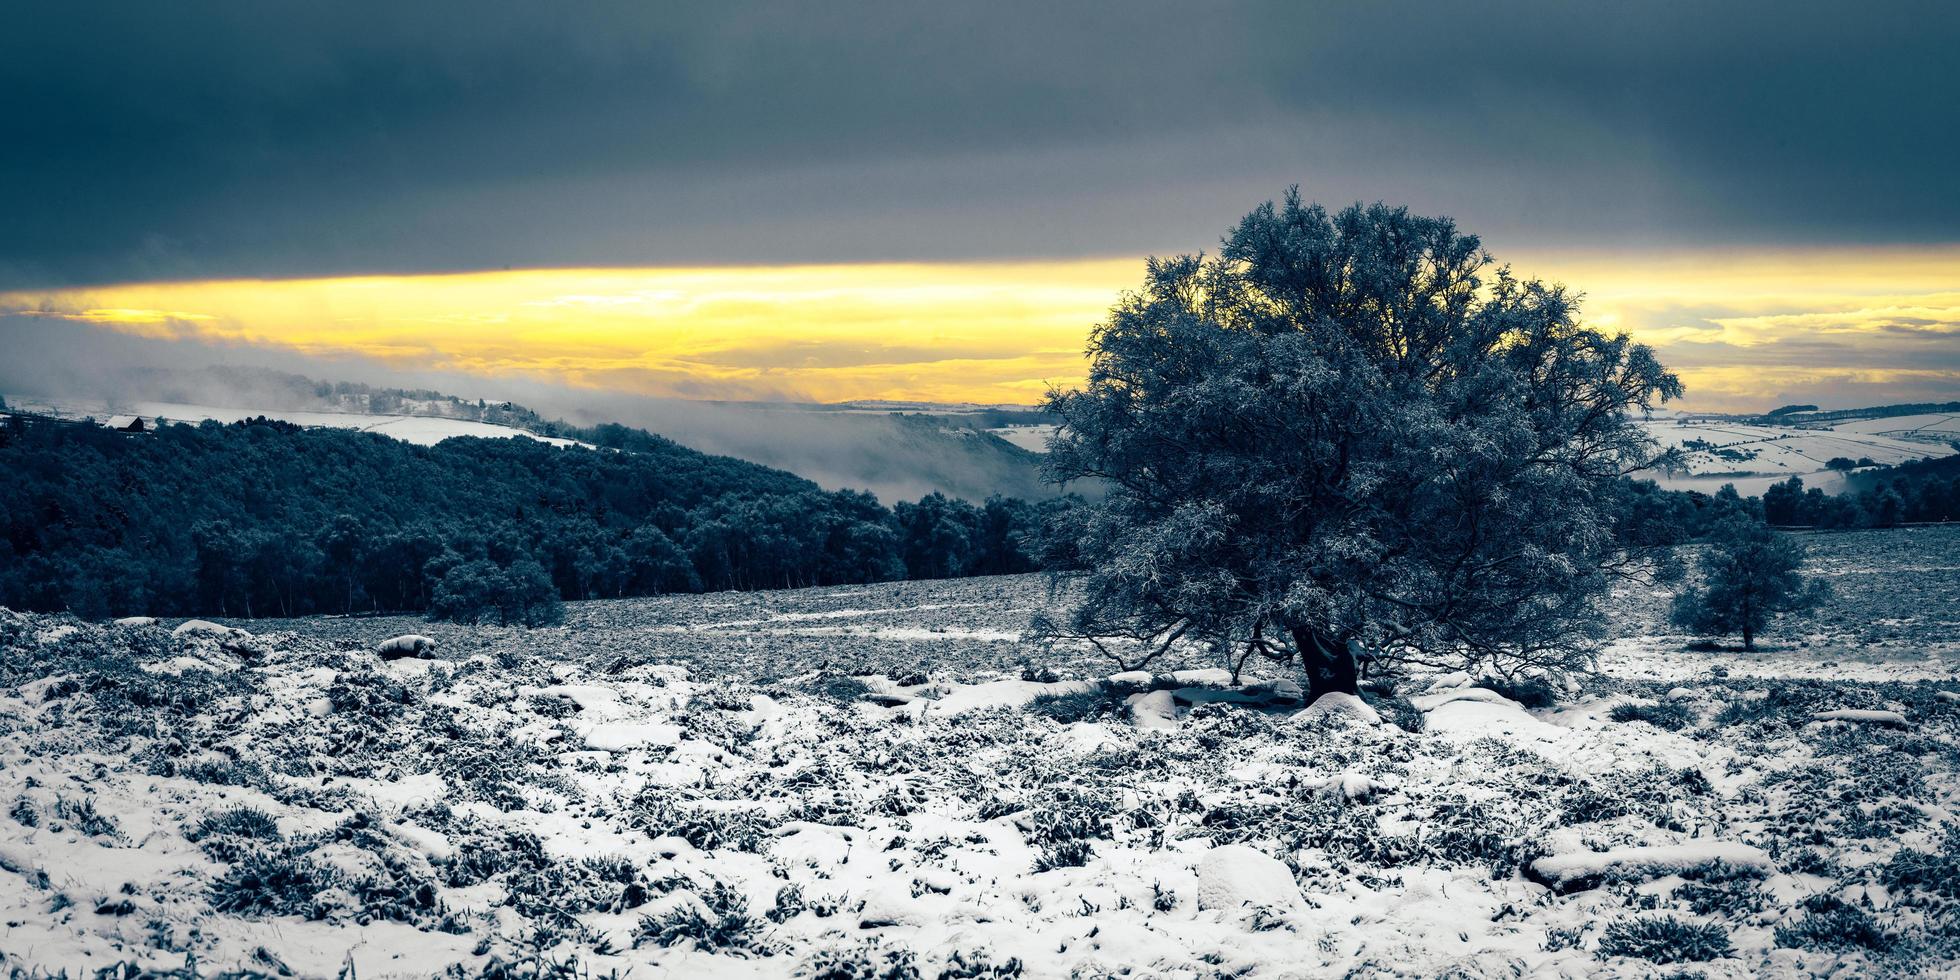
[986,424,1058,453]
[983,415,1957,497]
[1635,415,1956,496]
[9,398,588,449]
[2,527,1958,977]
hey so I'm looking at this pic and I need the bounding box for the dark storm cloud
[3,0,1954,286]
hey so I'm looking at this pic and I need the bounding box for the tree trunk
[1292,626,1359,700]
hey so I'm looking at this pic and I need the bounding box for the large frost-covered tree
[1041,194,1681,699]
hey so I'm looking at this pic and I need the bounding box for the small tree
[1039,194,1680,698]
[430,560,504,624]
[1670,517,1828,650]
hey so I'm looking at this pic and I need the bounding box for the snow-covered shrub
[937,949,1024,978]
[52,794,121,840]
[1669,860,1767,917]
[1609,700,1695,731]
[1773,894,1888,951]
[1596,916,1733,963]
[1032,838,1095,872]
[1480,675,1561,710]
[1880,824,1960,905]
[1358,688,1424,733]
[1415,793,1547,877]
[8,795,37,827]
[1025,688,1123,724]
[801,673,874,703]
[185,806,282,861]
[800,941,920,980]
[630,791,770,853]
[171,754,273,789]
[439,827,554,889]
[210,849,341,919]
[633,880,775,956]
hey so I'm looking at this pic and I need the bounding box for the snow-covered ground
[9,398,588,449]
[3,526,1958,977]
[986,425,1059,453]
[1635,418,1955,496]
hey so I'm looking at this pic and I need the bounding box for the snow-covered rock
[172,619,248,641]
[1126,689,1180,730]
[1296,692,1381,726]
[1195,845,1302,911]
[1170,668,1234,686]
[1107,670,1153,686]
[1813,708,1908,727]
[1666,687,1698,701]
[113,616,156,627]
[1409,687,1516,712]
[1314,771,1378,804]
[375,634,437,660]
[1527,842,1774,893]
[1425,670,1475,692]
[1938,691,1960,703]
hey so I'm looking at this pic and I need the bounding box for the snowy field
[986,425,1059,454]
[9,399,587,449]
[3,526,1959,977]
[1634,418,1955,496]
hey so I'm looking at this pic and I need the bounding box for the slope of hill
[1,366,1063,504]
[9,397,589,449]
[0,415,1046,619]
[1635,406,1960,495]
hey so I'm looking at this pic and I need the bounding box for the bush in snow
[210,849,342,919]
[1669,860,1767,917]
[186,806,283,862]
[633,880,774,956]
[1773,894,1888,951]
[936,950,1024,978]
[801,941,920,980]
[1879,824,1960,905]
[1596,916,1733,963]
[1480,675,1562,710]
[1610,700,1696,731]
[1026,687,1124,724]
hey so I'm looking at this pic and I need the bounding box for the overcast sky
[2,1,1955,411]
[4,0,1955,285]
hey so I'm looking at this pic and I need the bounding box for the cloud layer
[3,1,1955,286]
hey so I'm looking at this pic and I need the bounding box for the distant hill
[1633,403,1960,496]
[4,366,1070,504]
[0,412,1053,619]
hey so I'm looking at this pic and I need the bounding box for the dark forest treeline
[1618,455,1960,544]
[0,415,1061,622]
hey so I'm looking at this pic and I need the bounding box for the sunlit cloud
[2,248,1956,411]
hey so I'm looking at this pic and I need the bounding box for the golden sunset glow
[5,247,1957,409]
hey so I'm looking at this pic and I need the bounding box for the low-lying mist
[0,316,1069,505]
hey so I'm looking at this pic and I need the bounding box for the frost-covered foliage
[1040,194,1681,698]
[2,540,1959,976]
[1671,515,1829,650]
